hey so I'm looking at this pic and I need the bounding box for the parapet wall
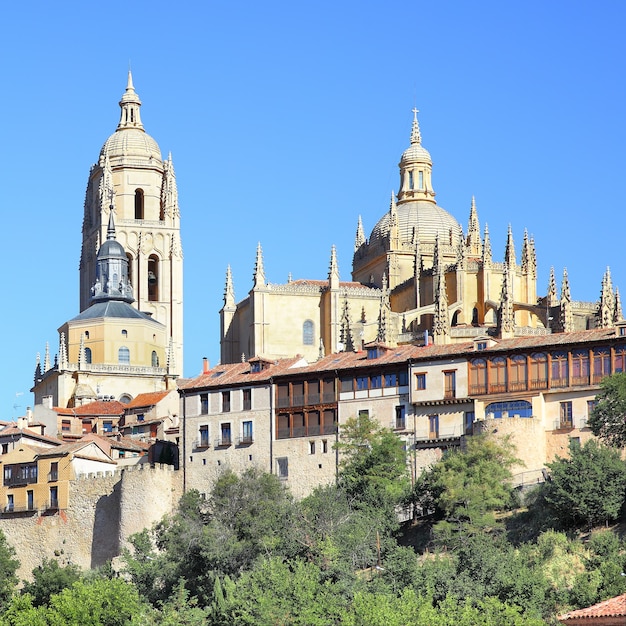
[2,465,181,581]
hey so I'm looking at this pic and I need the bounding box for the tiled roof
[179,356,308,390]
[36,439,109,459]
[558,593,626,622]
[180,328,624,391]
[54,401,126,417]
[126,391,172,409]
[0,426,62,446]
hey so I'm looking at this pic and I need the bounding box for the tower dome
[369,109,462,247]
[99,71,162,164]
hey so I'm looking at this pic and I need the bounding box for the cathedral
[220,109,621,364]
[32,73,183,408]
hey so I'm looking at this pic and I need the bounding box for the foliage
[0,531,19,613]
[222,557,346,625]
[413,435,519,543]
[22,559,82,607]
[123,468,297,607]
[335,411,410,530]
[543,440,626,528]
[588,371,626,447]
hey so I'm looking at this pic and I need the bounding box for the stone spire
[498,262,515,337]
[167,338,176,373]
[388,191,400,249]
[433,235,450,343]
[597,267,615,328]
[614,288,623,323]
[504,224,516,268]
[161,152,180,220]
[340,297,355,352]
[328,245,339,289]
[253,242,266,288]
[354,215,365,251]
[521,229,535,277]
[560,268,574,333]
[547,267,558,306]
[117,70,144,131]
[34,354,42,386]
[43,342,50,373]
[482,224,492,267]
[224,265,235,308]
[466,196,482,256]
[78,333,86,371]
[376,273,393,345]
[59,332,68,370]
[456,233,466,270]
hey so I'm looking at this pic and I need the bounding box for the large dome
[369,200,463,247]
[100,128,162,162]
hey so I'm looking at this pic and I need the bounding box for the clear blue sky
[2,1,625,419]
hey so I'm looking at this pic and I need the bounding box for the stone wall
[1,465,181,581]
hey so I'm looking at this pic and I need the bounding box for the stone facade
[1,464,181,581]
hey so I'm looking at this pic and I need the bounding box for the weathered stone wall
[0,466,181,581]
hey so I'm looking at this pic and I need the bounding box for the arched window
[530,353,548,389]
[151,351,159,367]
[134,189,144,220]
[614,345,626,373]
[551,351,568,387]
[303,320,314,346]
[572,349,590,385]
[469,358,487,394]
[118,347,130,365]
[84,331,90,339]
[119,394,132,404]
[509,355,527,391]
[84,347,92,364]
[148,255,159,301]
[592,348,611,383]
[490,357,507,393]
[485,400,532,419]
[121,329,127,337]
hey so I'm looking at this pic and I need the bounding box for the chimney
[43,396,53,409]
[202,357,210,374]
[26,407,33,422]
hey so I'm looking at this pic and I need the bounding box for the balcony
[48,471,58,482]
[554,419,573,431]
[215,436,232,448]
[237,435,254,445]
[193,438,210,450]
[3,504,37,515]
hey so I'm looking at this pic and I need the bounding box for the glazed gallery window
[303,320,315,345]
[118,347,130,365]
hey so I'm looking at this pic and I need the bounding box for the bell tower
[79,72,183,373]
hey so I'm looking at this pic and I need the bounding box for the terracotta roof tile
[54,401,126,417]
[0,426,62,446]
[558,593,626,621]
[179,356,308,390]
[126,391,172,409]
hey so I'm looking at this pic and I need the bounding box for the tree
[413,434,519,543]
[22,558,82,607]
[45,577,149,625]
[543,440,626,528]
[336,412,409,527]
[0,530,19,612]
[588,372,626,447]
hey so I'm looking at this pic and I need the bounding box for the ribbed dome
[97,238,126,260]
[370,200,462,247]
[100,128,162,162]
[400,143,432,165]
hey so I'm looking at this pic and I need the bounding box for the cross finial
[410,108,421,144]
